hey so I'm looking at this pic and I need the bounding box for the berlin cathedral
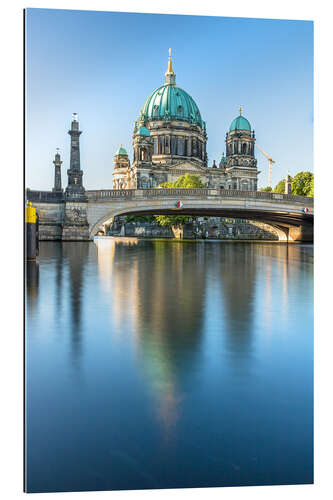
[112,50,258,191]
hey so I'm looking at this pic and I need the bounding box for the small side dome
[115,145,128,156]
[219,152,226,168]
[229,115,251,132]
[138,125,150,137]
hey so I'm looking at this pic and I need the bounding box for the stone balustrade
[84,188,313,204]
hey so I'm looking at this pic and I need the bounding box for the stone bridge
[26,188,314,242]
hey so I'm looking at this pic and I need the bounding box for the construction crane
[256,145,275,188]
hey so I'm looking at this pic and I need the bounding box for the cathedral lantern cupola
[113,145,130,170]
[112,145,132,189]
[219,152,226,169]
[225,107,256,165]
[225,107,258,191]
[165,47,176,86]
[133,125,153,165]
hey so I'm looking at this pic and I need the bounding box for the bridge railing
[25,188,314,205]
[26,189,64,203]
[87,189,136,201]
[86,188,313,205]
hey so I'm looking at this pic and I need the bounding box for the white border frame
[1,1,332,499]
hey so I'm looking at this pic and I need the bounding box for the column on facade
[187,137,192,157]
[165,135,170,154]
[171,135,176,155]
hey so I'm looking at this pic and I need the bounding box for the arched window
[159,136,164,154]
[140,148,148,161]
[178,138,184,156]
[242,143,247,154]
[171,136,177,155]
[141,178,148,189]
[153,137,158,155]
[153,105,159,118]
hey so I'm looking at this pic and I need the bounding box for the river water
[25,239,313,492]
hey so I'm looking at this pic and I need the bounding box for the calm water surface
[25,239,313,492]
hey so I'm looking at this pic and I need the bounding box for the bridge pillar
[268,225,289,241]
[271,224,313,242]
[289,225,313,242]
[62,201,90,241]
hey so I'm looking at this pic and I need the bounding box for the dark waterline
[25,240,313,492]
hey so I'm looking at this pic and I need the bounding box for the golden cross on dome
[167,47,174,74]
[239,106,243,115]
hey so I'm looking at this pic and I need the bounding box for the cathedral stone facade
[112,50,258,191]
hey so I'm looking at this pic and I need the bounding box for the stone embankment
[109,219,279,240]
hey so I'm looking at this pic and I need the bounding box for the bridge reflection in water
[25,239,313,492]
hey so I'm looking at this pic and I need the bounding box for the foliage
[154,214,192,227]
[273,179,286,194]
[271,171,314,197]
[259,186,272,192]
[291,171,314,197]
[125,215,155,223]
[154,174,205,227]
[309,176,314,197]
[158,174,205,189]
[172,174,205,188]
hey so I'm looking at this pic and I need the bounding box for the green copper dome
[229,114,251,132]
[138,125,150,136]
[139,84,204,128]
[139,50,205,129]
[115,146,128,156]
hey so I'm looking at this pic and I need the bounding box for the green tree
[154,214,191,227]
[158,174,206,189]
[309,176,314,197]
[291,171,313,197]
[273,179,286,194]
[172,174,205,188]
[125,215,155,223]
[154,174,205,228]
[259,186,272,192]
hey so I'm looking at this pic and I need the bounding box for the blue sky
[25,9,313,190]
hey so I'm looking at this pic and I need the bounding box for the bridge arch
[87,194,313,242]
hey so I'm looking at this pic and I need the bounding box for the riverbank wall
[110,220,279,240]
